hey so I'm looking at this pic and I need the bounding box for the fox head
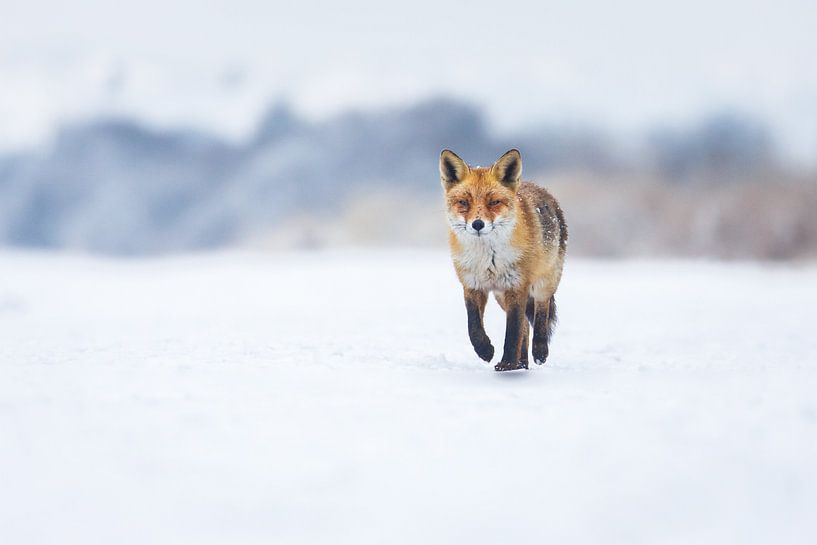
[440,149,522,237]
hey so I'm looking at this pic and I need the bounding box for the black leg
[532,298,551,365]
[464,289,493,362]
[495,290,528,371]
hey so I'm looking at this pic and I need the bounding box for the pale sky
[2,0,816,162]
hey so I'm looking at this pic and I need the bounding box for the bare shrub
[252,171,817,261]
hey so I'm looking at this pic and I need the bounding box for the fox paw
[494,360,528,372]
[473,340,494,362]
[532,343,549,365]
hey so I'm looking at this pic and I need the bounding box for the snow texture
[1,249,816,544]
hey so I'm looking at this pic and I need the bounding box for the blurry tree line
[0,97,814,259]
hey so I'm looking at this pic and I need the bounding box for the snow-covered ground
[1,249,816,545]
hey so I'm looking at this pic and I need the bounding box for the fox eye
[457,199,468,207]
[489,199,502,207]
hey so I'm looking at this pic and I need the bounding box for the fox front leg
[464,288,494,362]
[495,289,529,371]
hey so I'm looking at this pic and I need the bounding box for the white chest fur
[453,228,522,292]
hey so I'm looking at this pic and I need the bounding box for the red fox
[440,149,567,371]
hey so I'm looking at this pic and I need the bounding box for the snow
[1,249,816,545]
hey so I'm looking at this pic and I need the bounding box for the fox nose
[472,219,485,232]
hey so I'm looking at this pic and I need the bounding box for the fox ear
[491,149,522,188]
[440,149,469,188]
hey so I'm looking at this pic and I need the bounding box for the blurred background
[1,0,816,259]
